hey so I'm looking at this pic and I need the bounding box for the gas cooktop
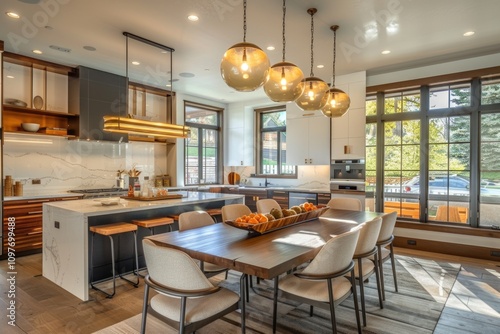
[69,188,127,198]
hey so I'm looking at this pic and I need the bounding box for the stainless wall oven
[330,159,366,210]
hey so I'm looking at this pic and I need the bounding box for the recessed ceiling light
[381,50,391,55]
[179,72,195,78]
[463,31,475,37]
[316,64,324,69]
[32,49,43,54]
[267,46,275,51]
[83,45,96,51]
[131,61,140,65]
[6,75,14,79]
[6,12,20,19]
[187,15,199,21]
[44,25,53,30]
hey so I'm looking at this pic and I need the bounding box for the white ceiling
[2,0,500,103]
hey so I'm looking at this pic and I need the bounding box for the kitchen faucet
[264,177,272,187]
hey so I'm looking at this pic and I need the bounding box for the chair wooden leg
[272,277,279,333]
[140,284,150,334]
[390,243,398,292]
[374,253,384,309]
[357,258,367,327]
[240,274,247,334]
[378,245,386,301]
[327,278,338,334]
[179,296,187,334]
[349,268,362,334]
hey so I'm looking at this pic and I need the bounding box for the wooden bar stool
[131,217,175,234]
[89,222,139,298]
[131,217,175,277]
[205,208,222,223]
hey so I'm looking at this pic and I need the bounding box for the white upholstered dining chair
[256,198,281,213]
[141,239,244,334]
[370,211,398,300]
[221,203,252,222]
[272,228,362,334]
[349,217,383,326]
[327,197,363,211]
[178,211,229,278]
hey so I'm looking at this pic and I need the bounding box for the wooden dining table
[147,208,384,332]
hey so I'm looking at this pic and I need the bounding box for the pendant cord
[282,0,286,62]
[332,28,336,86]
[243,0,247,42]
[309,9,315,77]
[330,25,339,87]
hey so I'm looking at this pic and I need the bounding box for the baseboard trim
[394,236,500,261]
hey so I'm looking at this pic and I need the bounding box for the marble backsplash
[3,136,167,196]
[223,165,330,190]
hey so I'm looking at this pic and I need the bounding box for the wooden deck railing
[384,202,469,223]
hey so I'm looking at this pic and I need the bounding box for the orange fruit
[248,217,259,224]
[258,215,268,223]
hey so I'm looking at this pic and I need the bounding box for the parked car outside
[402,175,499,196]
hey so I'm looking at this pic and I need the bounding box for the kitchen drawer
[318,193,332,206]
[4,202,44,216]
[2,196,80,256]
[270,190,288,209]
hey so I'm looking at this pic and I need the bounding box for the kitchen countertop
[4,192,85,201]
[42,191,244,217]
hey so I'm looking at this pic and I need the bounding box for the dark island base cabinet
[88,199,228,282]
[2,196,82,258]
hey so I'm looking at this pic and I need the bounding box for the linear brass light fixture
[103,116,189,138]
[103,32,190,139]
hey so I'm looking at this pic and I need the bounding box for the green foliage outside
[366,82,500,185]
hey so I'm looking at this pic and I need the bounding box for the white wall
[367,52,500,87]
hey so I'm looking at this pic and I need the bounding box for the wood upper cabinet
[286,104,330,165]
[2,52,78,137]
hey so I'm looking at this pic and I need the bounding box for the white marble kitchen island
[42,192,244,301]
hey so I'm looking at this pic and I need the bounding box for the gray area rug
[95,255,461,334]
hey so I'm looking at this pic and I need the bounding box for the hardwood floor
[0,248,498,334]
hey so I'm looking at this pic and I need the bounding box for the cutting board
[228,172,240,185]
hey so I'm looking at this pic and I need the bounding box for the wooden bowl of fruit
[225,202,328,235]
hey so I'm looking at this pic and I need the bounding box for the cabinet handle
[309,159,312,164]
[241,160,243,166]
[304,158,307,164]
[27,231,43,235]
[28,211,43,215]
[60,197,82,201]
[27,199,50,203]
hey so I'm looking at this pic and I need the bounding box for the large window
[184,102,222,185]
[256,107,296,176]
[367,77,500,228]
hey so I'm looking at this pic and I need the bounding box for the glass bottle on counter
[134,180,141,197]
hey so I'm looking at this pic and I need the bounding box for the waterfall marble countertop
[41,191,244,217]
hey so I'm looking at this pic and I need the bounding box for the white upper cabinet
[225,103,254,166]
[331,71,367,160]
[286,103,330,165]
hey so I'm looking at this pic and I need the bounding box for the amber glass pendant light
[264,0,304,102]
[295,8,329,111]
[321,25,351,118]
[220,0,270,92]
